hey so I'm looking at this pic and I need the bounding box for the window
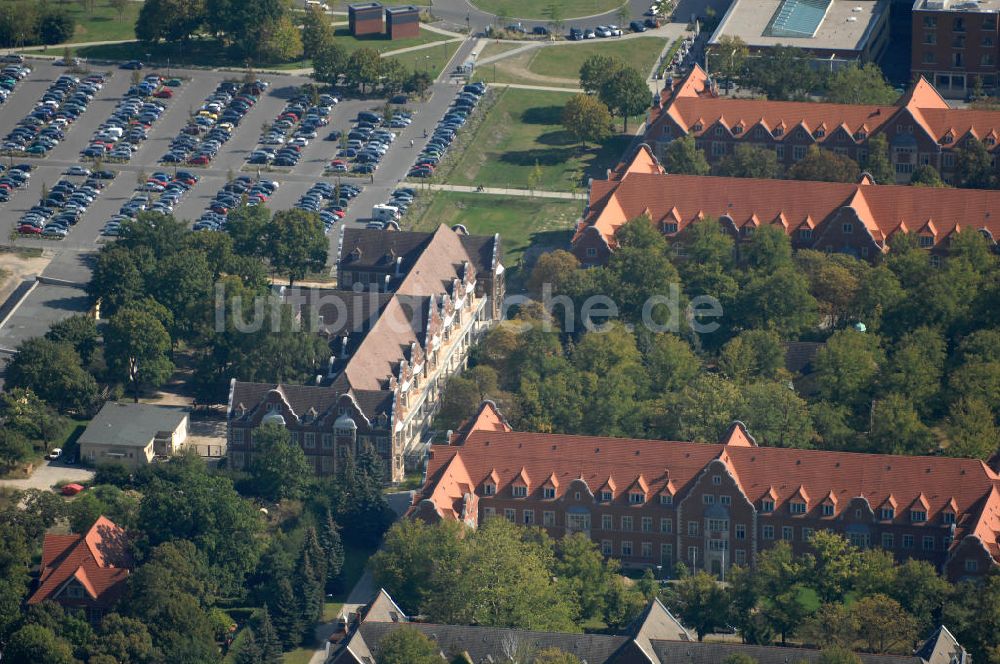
[630,492,645,505]
[543,511,555,527]
[322,433,333,449]
[688,546,698,564]
[484,483,496,496]
[782,526,794,541]
[484,507,495,518]
[923,15,937,27]
[708,540,728,552]
[64,583,84,599]
[231,451,244,468]
[815,128,826,138]
[842,223,853,235]
[965,559,979,572]
[720,495,732,506]
[984,16,996,29]
[896,162,915,175]
[793,145,807,161]
[660,494,673,506]
[712,475,722,485]
[912,510,927,523]
[953,52,964,67]
[661,543,673,561]
[953,34,966,48]
[693,123,703,132]
[688,521,699,536]
[512,485,527,498]
[641,517,653,533]
[715,125,725,136]
[664,222,678,234]
[523,509,534,525]
[600,490,613,502]
[880,507,895,521]
[735,524,746,540]
[290,431,299,445]
[822,503,834,516]
[712,142,726,157]
[854,130,867,140]
[707,519,729,532]
[983,53,995,66]
[733,125,743,135]
[882,532,895,548]
[923,536,935,551]
[943,535,952,549]
[984,36,995,47]
[622,516,634,531]
[602,540,613,555]
[774,126,785,137]
[762,525,774,540]
[661,518,673,533]
[954,16,965,31]
[735,549,746,565]
[337,445,349,458]
[602,514,613,530]
[232,428,244,444]
[802,527,814,540]
[943,512,956,525]
[943,153,955,168]
[762,500,774,513]
[543,487,556,499]
[799,228,813,241]
[703,495,715,505]
[924,31,937,44]
[304,432,316,449]
[504,508,516,522]
[790,501,807,515]
[586,248,597,258]
[641,542,653,558]
[920,235,934,248]
[903,534,914,549]
[621,541,633,556]
[776,145,785,160]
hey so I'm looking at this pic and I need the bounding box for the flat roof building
[708,0,890,68]
[911,0,1000,98]
[79,402,189,468]
[349,2,384,36]
[386,5,421,39]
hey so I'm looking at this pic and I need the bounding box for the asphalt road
[0,39,476,355]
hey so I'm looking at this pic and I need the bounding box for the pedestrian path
[488,81,584,93]
[425,182,587,199]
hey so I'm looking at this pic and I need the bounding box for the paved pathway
[425,182,587,199]
[488,81,583,92]
[0,461,94,490]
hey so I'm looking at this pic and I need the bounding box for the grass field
[408,191,580,276]
[528,37,667,79]
[331,26,451,56]
[478,41,527,60]
[66,1,142,43]
[443,87,634,192]
[470,0,624,19]
[384,39,461,78]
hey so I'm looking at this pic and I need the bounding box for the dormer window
[790,501,807,515]
[543,487,556,499]
[663,222,678,234]
[911,510,927,523]
[762,500,775,513]
[854,131,867,140]
[920,235,934,248]
[733,125,743,135]
[600,490,613,502]
[773,127,784,137]
[512,485,527,498]
[989,137,996,146]
[942,511,956,525]
[484,483,495,496]
[942,133,954,144]
[715,125,725,136]
[660,494,673,506]
[815,128,826,138]
[880,507,895,521]
[629,492,645,505]
[693,123,703,132]
[822,503,834,517]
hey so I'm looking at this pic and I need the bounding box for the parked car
[47,448,62,459]
[630,20,647,32]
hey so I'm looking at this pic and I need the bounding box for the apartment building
[571,143,1000,265]
[226,225,504,482]
[411,403,1000,582]
[644,64,1000,183]
[911,0,1000,99]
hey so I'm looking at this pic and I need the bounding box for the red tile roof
[29,515,131,607]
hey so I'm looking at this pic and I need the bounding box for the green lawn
[478,41,526,60]
[331,26,451,56]
[528,37,667,79]
[282,648,315,664]
[471,0,624,20]
[384,39,461,78]
[408,191,580,277]
[442,87,635,192]
[66,1,142,44]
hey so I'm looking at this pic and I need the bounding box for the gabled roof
[915,625,970,664]
[29,516,131,607]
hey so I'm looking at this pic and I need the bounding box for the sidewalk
[425,183,587,199]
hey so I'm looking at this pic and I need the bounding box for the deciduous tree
[714,144,781,179]
[4,337,98,414]
[825,63,896,104]
[600,65,650,131]
[562,94,613,148]
[105,305,174,402]
[787,146,860,183]
[667,567,729,641]
[266,209,328,286]
[247,422,311,501]
[376,627,441,664]
[663,134,710,175]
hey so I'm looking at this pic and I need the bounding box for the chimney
[384,274,390,292]
[395,256,402,276]
[340,336,349,359]
[446,429,453,444]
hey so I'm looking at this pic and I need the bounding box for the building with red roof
[571,142,1000,265]
[411,403,1000,582]
[643,64,1000,184]
[28,515,132,623]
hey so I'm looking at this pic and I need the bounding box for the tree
[376,627,441,664]
[266,209,328,286]
[105,305,174,402]
[45,314,99,365]
[562,94,613,148]
[712,36,748,92]
[302,5,333,58]
[0,387,67,446]
[719,330,784,382]
[862,134,893,185]
[224,203,271,257]
[579,54,621,94]
[668,568,729,641]
[723,655,759,664]
[825,63,896,104]
[87,244,153,315]
[910,164,946,187]
[90,613,160,663]
[259,15,303,63]
[955,138,995,188]
[4,337,98,413]
[294,529,326,643]
[646,333,701,392]
[247,422,311,501]
[319,509,345,590]
[814,329,883,408]
[805,531,858,603]
[38,11,74,45]
[234,628,262,664]
[67,485,139,534]
[664,135,710,175]
[535,648,583,664]
[403,69,433,96]
[734,266,818,337]
[153,250,214,341]
[269,577,302,649]
[600,65,650,131]
[755,542,809,645]
[3,624,74,664]
[745,45,822,100]
[885,326,947,409]
[528,249,580,298]
[817,646,863,664]
[135,0,206,43]
[945,397,1000,459]
[110,0,129,21]
[738,381,815,448]
[312,40,348,85]
[890,559,949,635]
[371,519,466,615]
[658,373,741,442]
[714,144,781,179]
[869,393,934,455]
[850,594,918,654]
[346,47,382,93]
[554,533,615,621]
[0,429,32,469]
[255,606,283,663]
[787,146,860,183]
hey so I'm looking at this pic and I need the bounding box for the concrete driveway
[0,459,94,491]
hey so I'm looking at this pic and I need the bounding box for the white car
[47,448,62,460]
[65,166,91,176]
[595,25,612,37]
[608,24,623,35]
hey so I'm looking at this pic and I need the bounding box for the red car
[153,88,172,98]
[188,155,210,165]
[61,483,85,496]
[18,224,41,234]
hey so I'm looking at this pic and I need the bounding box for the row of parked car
[248,92,338,167]
[81,74,177,161]
[101,170,201,236]
[293,181,362,230]
[161,79,267,165]
[3,73,103,156]
[329,110,407,176]
[0,162,32,203]
[194,176,281,231]
[17,167,113,238]
[370,187,416,227]
[0,62,29,105]
[407,82,485,179]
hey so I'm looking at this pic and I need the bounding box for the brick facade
[911,0,1000,99]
